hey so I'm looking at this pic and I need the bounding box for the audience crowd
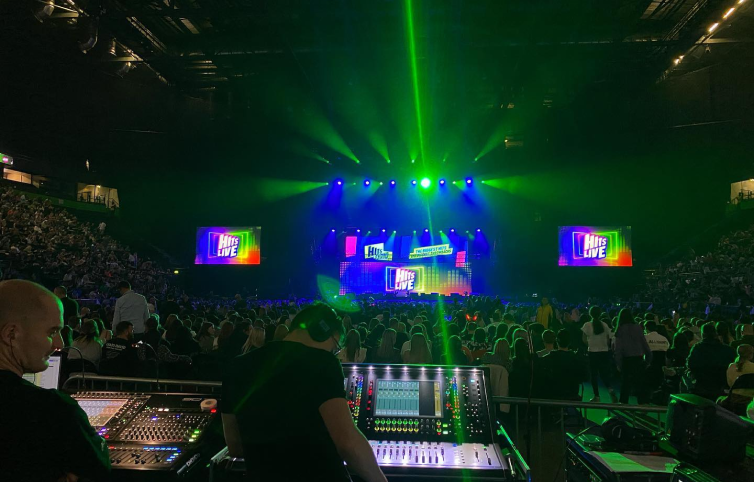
[2,185,754,414]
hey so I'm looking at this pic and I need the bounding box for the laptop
[22,353,62,390]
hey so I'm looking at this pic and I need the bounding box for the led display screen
[339,261,472,295]
[195,227,261,265]
[558,226,632,267]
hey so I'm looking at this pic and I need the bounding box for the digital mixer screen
[374,380,442,418]
[77,399,129,428]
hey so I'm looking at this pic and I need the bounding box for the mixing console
[343,364,511,479]
[72,391,220,478]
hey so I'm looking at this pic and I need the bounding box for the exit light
[0,153,13,165]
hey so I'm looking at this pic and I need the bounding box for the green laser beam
[405,0,425,165]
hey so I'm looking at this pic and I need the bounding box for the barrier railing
[491,396,667,481]
[62,374,221,394]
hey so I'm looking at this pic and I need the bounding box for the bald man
[732,323,754,352]
[0,280,110,482]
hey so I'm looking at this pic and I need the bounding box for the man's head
[0,280,64,376]
[291,302,344,354]
[503,313,514,323]
[556,329,571,350]
[701,322,717,340]
[53,286,67,299]
[542,329,556,348]
[645,320,658,333]
[743,324,754,337]
[541,297,549,306]
[117,281,131,295]
[115,321,134,341]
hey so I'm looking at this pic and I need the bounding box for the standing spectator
[537,330,556,358]
[403,333,432,364]
[536,297,553,329]
[687,322,735,400]
[54,286,79,324]
[644,320,670,397]
[337,330,367,363]
[370,329,401,364]
[467,329,489,360]
[540,330,588,401]
[68,319,103,370]
[98,221,106,234]
[509,338,533,398]
[614,308,652,404]
[159,294,181,321]
[442,335,471,365]
[242,326,266,354]
[113,281,149,334]
[483,339,511,416]
[196,322,216,353]
[100,321,138,376]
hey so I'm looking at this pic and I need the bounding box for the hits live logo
[575,233,608,260]
[393,268,416,290]
[211,233,240,258]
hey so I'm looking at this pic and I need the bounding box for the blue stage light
[390,180,396,186]
[356,229,361,233]
[450,228,455,233]
[381,229,386,233]
[411,180,417,186]
[476,228,481,232]
[439,179,446,186]
[466,177,473,185]
[331,229,336,233]
[336,179,343,186]
[424,228,429,233]
[420,178,431,188]
[364,179,371,186]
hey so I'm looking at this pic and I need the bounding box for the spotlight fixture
[335,179,343,186]
[476,228,481,232]
[439,179,446,186]
[393,230,397,233]
[466,177,473,185]
[420,178,431,188]
[411,180,417,186]
[364,179,371,186]
[450,228,455,233]
[411,159,416,164]
[379,181,384,186]
[331,229,336,233]
[452,181,457,185]
[356,229,361,233]
[381,229,386,233]
[413,230,417,234]
[390,180,396,186]
[424,228,429,233]
[78,16,101,53]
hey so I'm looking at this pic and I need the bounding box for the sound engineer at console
[0,280,110,482]
[222,302,387,482]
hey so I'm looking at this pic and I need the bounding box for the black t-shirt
[60,297,79,322]
[222,341,349,482]
[100,337,138,376]
[0,370,110,482]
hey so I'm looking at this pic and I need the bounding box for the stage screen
[339,261,472,295]
[343,233,469,262]
[195,227,261,265]
[558,226,632,267]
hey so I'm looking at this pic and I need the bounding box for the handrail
[491,396,667,413]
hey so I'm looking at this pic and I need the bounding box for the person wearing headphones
[222,302,386,482]
[0,280,110,482]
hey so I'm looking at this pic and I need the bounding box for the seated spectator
[68,319,103,370]
[338,330,367,363]
[443,335,471,365]
[274,324,290,341]
[95,318,112,343]
[727,344,754,393]
[196,321,216,353]
[370,329,401,364]
[100,321,139,376]
[716,322,735,346]
[466,328,489,360]
[537,330,556,358]
[667,330,693,367]
[171,324,201,356]
[540,330,587,401]
[140,316,165,349]
[215,321,234,350]
[403,333,432,364]
[687,322,736,400]
[242,326,266,354]
[400,325,431,355]
[731,324,754,352]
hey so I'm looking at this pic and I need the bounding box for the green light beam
[405,0,426,165]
